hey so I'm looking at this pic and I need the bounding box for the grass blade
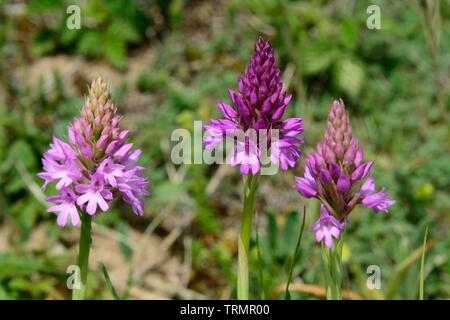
[101,263,120,300]
[419,226,429,300]
[284,206,306,300]
[255,211,266,300]
[386,235,436,299]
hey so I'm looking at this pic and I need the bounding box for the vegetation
[0,0,448,299]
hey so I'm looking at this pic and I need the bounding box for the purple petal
[337,174,350,193]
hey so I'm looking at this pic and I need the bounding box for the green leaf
[30,31,56,57]
[0,254,40,280]
[338,20,359,50]
[27,0,64,13]
[103,36,126,70]
[78,31,104,57]
[154,181,183,203]
[137,71,169,93]
[60,27,81,47]
[334,58,365,98]
[267,213,278,254]
[301,44,335,75]
[106,19,141,43]
[8,277,56,298]
[282,211,299,255]
[3,141,37,194]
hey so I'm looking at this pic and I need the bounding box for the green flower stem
[237,173,259,300]
[321,236,344,300]
[72,212,92,300]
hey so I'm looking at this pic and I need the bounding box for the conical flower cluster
[294,100,394,247]
[38,78,149,226]
[204,37,304,174]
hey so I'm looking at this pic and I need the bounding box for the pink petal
[324,234,333,248]
[76,192,91,206]
[86,197,98,215]
[56,210,68,227]
[97,196,109,212]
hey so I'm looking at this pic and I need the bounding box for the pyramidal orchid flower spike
[38,77,149,225]
[204,37,304,300]
[38,78,149,299]
[293,99,394,299]
[204,37,304,174]
[294,99,395,248]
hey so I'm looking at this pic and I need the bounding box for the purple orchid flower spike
[203,37,304,300]
[38,78,150,300]
[294,99,395,248]
[204,37,304,174]
[38,78,150,227]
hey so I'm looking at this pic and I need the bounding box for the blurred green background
[0,0,448,299]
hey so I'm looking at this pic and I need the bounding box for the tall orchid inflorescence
[203,37,303,300]
[38,78,149,227]
[294,100,395,248]
[204,37,304,174]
